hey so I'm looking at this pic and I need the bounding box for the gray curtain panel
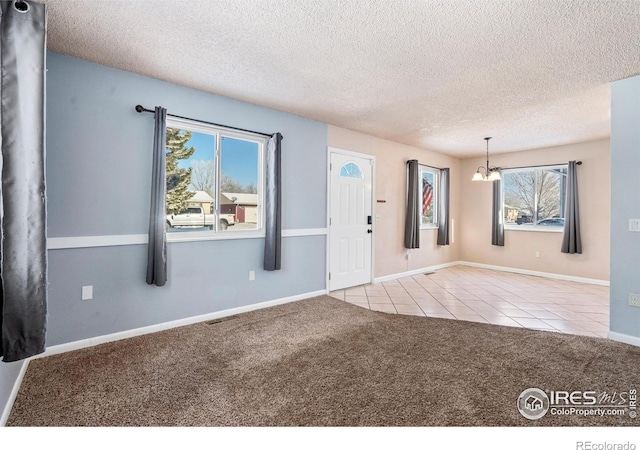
[146,107,168,286]
[0,1,48,362]
[437,168,450,246]
[491,171,505,246]
[561,161,582,254]
[264,133,282,271]
[404,160,420,249]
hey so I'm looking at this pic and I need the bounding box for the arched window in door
[339,162,363,179]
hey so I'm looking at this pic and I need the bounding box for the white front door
[329,151,374,291]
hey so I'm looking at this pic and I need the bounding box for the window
[339,162,363,178]
[419,166,438,227]
[165,117,265,236]
[502,165,567,230]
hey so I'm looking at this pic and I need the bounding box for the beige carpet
[7,296,639,426]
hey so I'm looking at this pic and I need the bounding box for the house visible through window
[502,165,567,229]
[420,165,438,227]
[165,117,265,235]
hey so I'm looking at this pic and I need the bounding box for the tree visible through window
[166,128,195,214]
[502,165,567,229]
[164,118,265,234]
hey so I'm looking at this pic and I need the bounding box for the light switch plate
[629,219,640,232]
[82,285,93,301]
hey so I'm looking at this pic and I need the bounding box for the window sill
[420,225,439,230]
[167,230,265,243]
[504,226,563,233]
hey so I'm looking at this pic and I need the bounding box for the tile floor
[329,266,609,338]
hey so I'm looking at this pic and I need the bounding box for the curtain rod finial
[135,105,145,113]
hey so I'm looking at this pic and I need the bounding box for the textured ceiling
[40,0,640,157]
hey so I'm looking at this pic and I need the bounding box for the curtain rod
[501,161,582,171]
[407,160,579,171]
[406,160,445,171]
[135,105,276,139]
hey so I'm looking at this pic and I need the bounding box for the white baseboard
[608,331,640,347]
[0,360,29,427]
[36,289,326,358]
[373,261,460,283]
[372,260,609,286]
[457,261,610,286]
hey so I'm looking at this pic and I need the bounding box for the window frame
[419,165,438,229]
[165,116,267,242]
[502,164,568,233]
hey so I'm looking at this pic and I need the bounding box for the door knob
[367,229,373,234]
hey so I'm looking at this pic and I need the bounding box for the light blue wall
[610,74,640,340]
[47,53,326,236]
[45,52,328,346]
[47,237,325,346]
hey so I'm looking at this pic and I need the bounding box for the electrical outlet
[82,285,93,301]
[629,294,640,308]
[535,251,541,258]
[249,271,255,281]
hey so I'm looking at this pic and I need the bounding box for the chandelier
[472,137,501,181]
